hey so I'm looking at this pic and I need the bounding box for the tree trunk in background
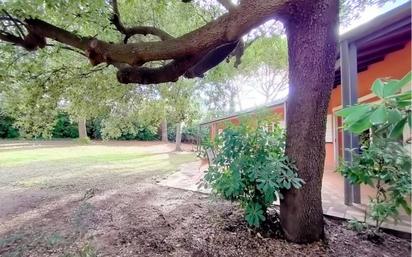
[161,118,168,142]
[175,122,182,151]
[280,0,339,243]
[228,85,236,113]
[78,117,87,139]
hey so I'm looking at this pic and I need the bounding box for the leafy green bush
[87,118,103,139]
[52,112,79,138]
[0,112,19,138]
[100,116,159,141]
[337,72,411,233]
[167,125,176,142]
[204,117,303,228]
[117,126,159,141]
[76,136,91,145]
[168,123,199,143]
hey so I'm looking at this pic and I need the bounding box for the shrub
[337,72,411,234]
[100,116,159,141]
[0,112,19,138]
[76,136,91,145]
[118,126,159,141]
[167,123,200,143]
[339,138,411,232]
[52,112,79,138]
[204,116,303,228]
[87,118,103,139]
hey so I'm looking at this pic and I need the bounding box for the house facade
[200,2,411,204]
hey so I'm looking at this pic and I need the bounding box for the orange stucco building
[325,40,411,170]
[201,3,411,176]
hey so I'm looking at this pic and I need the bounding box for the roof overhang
[199,98,286,126]
[333,2,411,87]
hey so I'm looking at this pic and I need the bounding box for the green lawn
[0,141,198,256]
[0,141,197,189]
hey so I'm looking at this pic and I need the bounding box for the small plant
[45,232,64,248]
[198,134,213,159]
[204,113,303,228]
[76,136,91,145]
[62,243,97,257]
[337,72,411,235]
[347,219,367,233]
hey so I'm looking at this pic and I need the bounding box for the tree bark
[175,122,183,151]
[78,117,87,139]
[161,118,168,143]
[280,0,339,243]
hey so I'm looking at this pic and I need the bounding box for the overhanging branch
[110,0,174,43]
[116,55,203,84]
[0,0,290,84]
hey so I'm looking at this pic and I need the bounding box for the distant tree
[159,81,199,151]
[241,36,288,103]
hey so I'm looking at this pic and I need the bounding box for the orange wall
[209,41,411,170]
[324,143,335,171]
[328,41,411,113]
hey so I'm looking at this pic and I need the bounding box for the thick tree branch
[116,55,203,84]
[26,19,91,50]
[98,0,288,65]
[0,17,92,52]
[1,0,290,84]
[116,40,238,84]
[185,41,238,78]
[0,31,26,47]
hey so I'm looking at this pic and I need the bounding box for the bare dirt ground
[0,140,410,257]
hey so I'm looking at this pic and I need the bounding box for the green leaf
[245,202,266,227]
[382,80,401,98]
[283,180,291,190]
[336,104,369,118]
[342,105,372,125]
[371,79,385,98]
[369,106,387,125]
[397,100,412,108]
[397,72,411,91]
[399,198,412,215]
[408,112,412,129]
[387,109,403,124]
[347,116,372,134]
[382,73,410,97]
[394,90,412,101]
[389,117,407,139]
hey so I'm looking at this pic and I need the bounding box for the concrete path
[159,159,411,234]
[158,160,210,194]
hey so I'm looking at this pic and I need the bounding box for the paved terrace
[159,159,411,234]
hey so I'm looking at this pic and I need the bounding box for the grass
[0,140,197,189]
[0,140,197,256]
[1,145,154,167]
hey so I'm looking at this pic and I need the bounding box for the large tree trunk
[161,118,168,143]
[78,117,87,139]
[175,122,182,151]
[280,0,339,243]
